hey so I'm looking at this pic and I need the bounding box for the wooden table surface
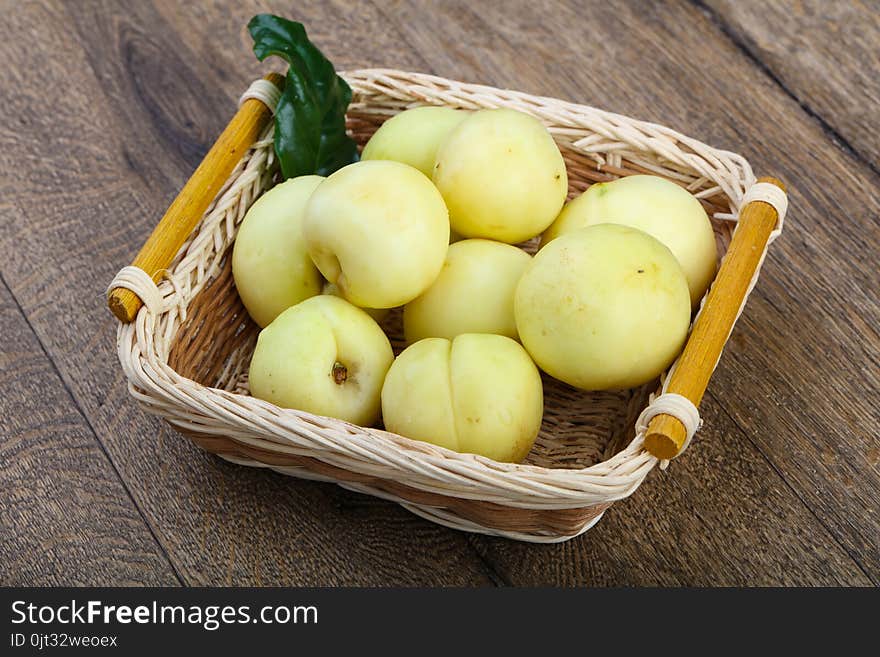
[1,0,878,587]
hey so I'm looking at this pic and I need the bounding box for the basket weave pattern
[115,69,760,542]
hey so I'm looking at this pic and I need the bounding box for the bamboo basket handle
[644,176,786,459]
[107,72,284,323]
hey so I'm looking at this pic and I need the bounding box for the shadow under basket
[109,69,785,542]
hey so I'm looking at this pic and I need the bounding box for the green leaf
[247,14,359,179]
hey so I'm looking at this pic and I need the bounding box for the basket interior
[168,104,736,472]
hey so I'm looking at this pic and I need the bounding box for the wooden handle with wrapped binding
[644,176,786,459]
[107,72,284,323]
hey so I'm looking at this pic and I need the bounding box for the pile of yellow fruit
[233,106,717,463]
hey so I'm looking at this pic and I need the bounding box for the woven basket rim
[344,68,756,170]
[147,371,657,505]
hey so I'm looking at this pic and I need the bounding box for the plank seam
[690,0,880,182]
[0,271,187,587]
[705,388,876,585]
[464,535,512,586]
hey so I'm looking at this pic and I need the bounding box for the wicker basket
[108,69,786,542]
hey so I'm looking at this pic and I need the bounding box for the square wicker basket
[108,69,786,542]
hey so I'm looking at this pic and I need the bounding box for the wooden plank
[0,0,494,586]
[703,0,880,171]
[0,278,179,586]
[375,0,880,583]
[471,395,871,585]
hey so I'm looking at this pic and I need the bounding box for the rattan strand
[111,69,778,541]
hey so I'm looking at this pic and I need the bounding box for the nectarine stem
[332,362,348,385]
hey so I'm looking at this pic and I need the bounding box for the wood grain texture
[0,0,877,586]
[471,396,872,586]
[0,0,494,586]
[0,278,179,586]
[702,0,880,171]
